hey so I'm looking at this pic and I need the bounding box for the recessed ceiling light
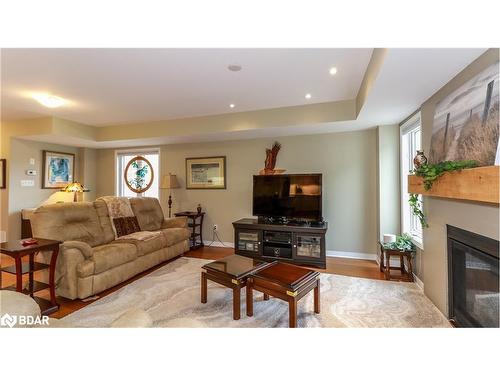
[305,93,312,99]
[229,103,235,108]
[32,93,65,108]
[227,64,242,72]
[329,66,338,76]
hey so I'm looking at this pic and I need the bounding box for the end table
[0,238,61,315]
[379,242,414,282]
[174,211,205,250]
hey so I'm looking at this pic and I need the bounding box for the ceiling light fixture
[32,93,65,108]
[227,64,242,72]
[229,103,235,108]
[305,93,312,99]
[329,67,338,76]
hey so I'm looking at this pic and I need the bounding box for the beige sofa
[30,197,190,300]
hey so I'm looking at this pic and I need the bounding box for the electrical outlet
[213,224,218,231]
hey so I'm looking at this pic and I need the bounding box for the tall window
[400,113,423,247]
[116,149,160,198]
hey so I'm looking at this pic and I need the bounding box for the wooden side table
[201,254,271,320]
[379,243,414,282]
[175,211,205,250]
[0,238,61,315]
[246,262,320,328]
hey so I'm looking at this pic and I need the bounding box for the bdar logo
[0,313,17,328]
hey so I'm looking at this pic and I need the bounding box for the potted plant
[383,233,416,252]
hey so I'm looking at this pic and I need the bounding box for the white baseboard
[205,241,234,248]
[326,250,377,261]
[413,274,424,290]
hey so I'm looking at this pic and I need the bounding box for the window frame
[114,148,161,198]
[400,113,424,249]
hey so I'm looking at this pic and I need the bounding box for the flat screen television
[252,174,322,221]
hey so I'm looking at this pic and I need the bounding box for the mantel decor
[408,164,499,205]
[408,161,498,227]
[186,156,226,189]
[124,156,154,194]
[42,150,75,189]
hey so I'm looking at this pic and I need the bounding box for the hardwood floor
[1,246,390,319]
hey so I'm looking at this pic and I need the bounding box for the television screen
[252,174,322,220]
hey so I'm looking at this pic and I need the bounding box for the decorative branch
[264,141,281,171]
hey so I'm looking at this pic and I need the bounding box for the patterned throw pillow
[113,216,141,238]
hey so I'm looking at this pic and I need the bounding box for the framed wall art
[42,150,75,189]
[186,156,226,189]
[430,62,499,166]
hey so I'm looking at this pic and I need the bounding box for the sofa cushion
[91,242,138,274]
[115,231,167,256]
[129,197,164,231]
[94,199,116,244]
[161,216,188,229]
[161,228,191,247]
[31,202,105,247]
[114,216,141,238]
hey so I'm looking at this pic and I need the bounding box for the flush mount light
[229,103,235,108]
[329,66,338,76]
[305,93,312,99]
[32,93,65,108]
[227,64,242,72]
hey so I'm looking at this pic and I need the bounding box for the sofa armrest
[61,241,94,259]
[161,217,188,229]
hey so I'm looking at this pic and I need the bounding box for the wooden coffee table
[246,262,320,328]
[201,254,273,320]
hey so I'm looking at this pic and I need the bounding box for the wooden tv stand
[232,218,327,268]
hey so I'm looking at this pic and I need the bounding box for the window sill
[411,236,424,251]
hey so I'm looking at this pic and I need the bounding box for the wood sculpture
[259,141,285,175]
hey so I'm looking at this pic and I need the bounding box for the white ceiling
[356,48,488,124]
[1,48,489,149]
[1,48,373,125]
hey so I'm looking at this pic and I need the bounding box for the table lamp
[160,173,180,217]
[61,181,90,202]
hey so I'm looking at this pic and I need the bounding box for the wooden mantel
[408,166,499,204]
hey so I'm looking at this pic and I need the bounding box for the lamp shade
[60,181,89,193]
[160,174,180,189]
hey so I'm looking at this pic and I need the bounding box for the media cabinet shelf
[233,218,327,269]
[408,166,499,204]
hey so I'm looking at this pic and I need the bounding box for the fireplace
[447,225,499,327]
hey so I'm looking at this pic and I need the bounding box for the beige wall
[7,138,81,240]
[376,125,401,241]
[0,119,98,240]
[79,147,97,202]
[97,130,379,255]
[420,48,500,315]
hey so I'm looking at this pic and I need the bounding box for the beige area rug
[61,257,451,328]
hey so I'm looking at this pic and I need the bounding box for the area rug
[61,257,451,328]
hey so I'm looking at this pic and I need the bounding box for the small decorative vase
[197,204,202,214]
[413,150,428,169]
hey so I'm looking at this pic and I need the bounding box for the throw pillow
[113,216,141,238]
